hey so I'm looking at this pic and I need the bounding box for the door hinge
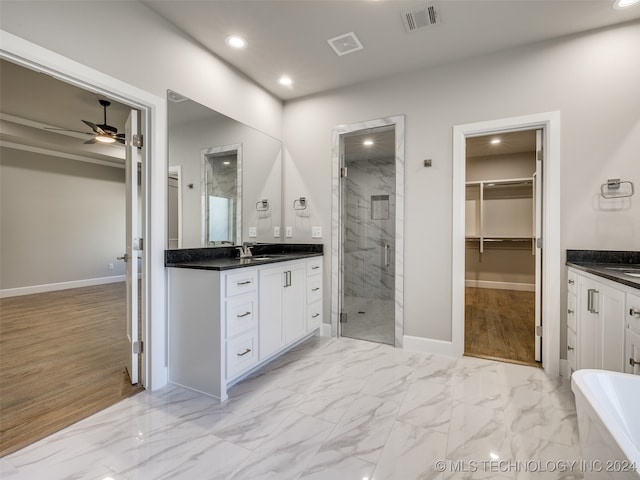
[134,238,144,251]
[340,167,348,178]
[340,312,347,323]
[536,237,542,249]
[537,149,543,162]
[535,325,542,337]
[133,341,143,354]
[132,134,143,148]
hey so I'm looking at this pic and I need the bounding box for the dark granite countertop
[165,243,323,271]
[566,250,640,290]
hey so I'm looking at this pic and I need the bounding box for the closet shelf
[465,177,533,188]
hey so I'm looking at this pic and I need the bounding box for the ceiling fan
[47,99,125,145]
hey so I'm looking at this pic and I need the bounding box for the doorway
[464,130,542,366]
[0,59,145,455]
[331,116,404,346]
[452,112,561,377]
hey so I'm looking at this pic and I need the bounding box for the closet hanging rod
[465,177,533,187]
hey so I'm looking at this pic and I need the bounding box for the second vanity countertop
[566,250,640,290]
[165,243,323,271]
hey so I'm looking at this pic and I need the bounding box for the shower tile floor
[0,336,580,480]
[341,296,395,345]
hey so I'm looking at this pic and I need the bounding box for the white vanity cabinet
[168,255,322,401]
[567,266,638,375]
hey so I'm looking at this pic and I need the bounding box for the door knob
[117,253,129,262]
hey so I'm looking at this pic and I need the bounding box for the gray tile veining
[3,337,581,480]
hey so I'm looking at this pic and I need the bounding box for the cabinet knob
[567,346,574,351]
[630,308,640,317]
[568,279,575,285]
[630,358,639,367]
[567,309,574,314]
[237,348,252,357]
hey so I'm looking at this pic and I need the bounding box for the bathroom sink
[605,267,640,278]
[248,255,287,261]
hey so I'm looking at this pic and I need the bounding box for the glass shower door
[339,127,396,345]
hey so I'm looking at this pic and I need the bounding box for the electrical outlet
[108,263,114,270]
[273,226,280,238]
[249,227,257,238]
[286,226,293,238]
[312,226,322,238]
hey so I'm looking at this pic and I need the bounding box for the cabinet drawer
[307,277,322,304]
[567,328,577,375]
[567,270,577,294]
[567,293,577,333]
[227,330,258,379]
[307,259,322,275]
[307,301,322,332]
[226,270,258,297]
[226,295,257,337]
[627,292,640,334]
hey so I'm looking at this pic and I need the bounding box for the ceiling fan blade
[82,119,106,135]
[44,127,95,136]
[116,137,126,145]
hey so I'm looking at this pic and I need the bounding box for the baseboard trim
[320,323,333,337]
[0,275,126,298]
[403,335,460,358]
[465,280,535,292]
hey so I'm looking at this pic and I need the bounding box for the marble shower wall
[344,158,395,300]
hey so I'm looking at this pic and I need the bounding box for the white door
[125,110,139,384]
[534,129,543,362]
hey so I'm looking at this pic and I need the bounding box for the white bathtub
[572,369,640,479]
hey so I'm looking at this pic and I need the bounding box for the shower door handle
[384,244,391,267]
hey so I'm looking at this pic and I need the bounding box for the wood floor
[465,287,539,366]
[0,282,140,457]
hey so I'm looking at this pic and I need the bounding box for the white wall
[0,1,283,139]
[0,147,126,289]
[283,21,640,341]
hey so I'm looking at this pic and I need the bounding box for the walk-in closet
[464,130,541,366]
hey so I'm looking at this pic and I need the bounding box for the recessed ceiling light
[279,75,293,87]
[363,139,374,146]
[490,138,501,144]
[225,35,247,49]
[613,0,640,8]
[223,161,230,165]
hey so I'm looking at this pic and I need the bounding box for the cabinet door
[259,265,286,360]
[596,282,625,372]
[576,274,597,370]
[576,272,626,372]
[284,263,306,343]
[625,328,640,375]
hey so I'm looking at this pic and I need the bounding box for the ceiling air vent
[327,32,363,57]
[401,2,441,33]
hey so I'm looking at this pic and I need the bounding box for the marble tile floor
[0,336,582,480]
[341,296,395,345]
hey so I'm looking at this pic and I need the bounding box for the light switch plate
[273,226,280,238]
[312,226,322,238]
[249,227,257,238]
[286,226,293,238]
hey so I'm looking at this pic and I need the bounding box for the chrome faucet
[236,242,254,258]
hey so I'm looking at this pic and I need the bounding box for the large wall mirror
[167,90,282,248]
